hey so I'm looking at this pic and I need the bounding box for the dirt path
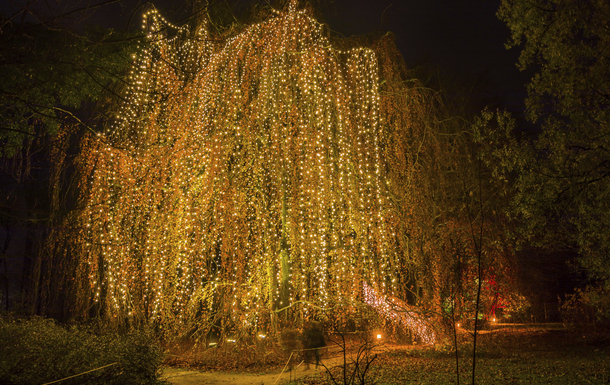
[161,344,405,385]
[162,362,324,385]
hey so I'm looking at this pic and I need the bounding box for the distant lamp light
[227,338,236,343]
[208,342,218,347]
[258,334,266,339]
[492,318,496,322]
[456,323,460,327]
[377,334,382,340]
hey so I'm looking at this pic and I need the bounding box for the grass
[293,325,610,384]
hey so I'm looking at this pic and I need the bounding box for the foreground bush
[0,317,166,385]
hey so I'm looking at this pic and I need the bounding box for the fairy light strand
[75,2,399,335]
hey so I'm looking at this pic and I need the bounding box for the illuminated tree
[42,1,520,345]
[53,2,406,338]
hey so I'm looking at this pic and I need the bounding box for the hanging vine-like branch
[58,2,406,337]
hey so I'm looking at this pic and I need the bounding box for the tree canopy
[495,0,610,282]
[0,13,137,156]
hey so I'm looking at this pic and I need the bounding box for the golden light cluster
[75,0,401,334]
[364,283,436,344]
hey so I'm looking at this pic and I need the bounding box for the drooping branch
[60,4,396,335]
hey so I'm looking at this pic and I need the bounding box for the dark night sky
[1,0,530,116]
[324,0,529,116]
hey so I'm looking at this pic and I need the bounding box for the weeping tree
[46,1,416,339]
[380,66,519,347]
[45,1,515,344]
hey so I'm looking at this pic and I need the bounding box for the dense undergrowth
[0,316,166,385]
[163,338,288,372]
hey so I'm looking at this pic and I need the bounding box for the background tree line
[484,0,610,326]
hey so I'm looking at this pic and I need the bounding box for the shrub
[560,284,610,329]
[0,316,166,385]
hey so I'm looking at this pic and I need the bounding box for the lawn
[295,324,610,384]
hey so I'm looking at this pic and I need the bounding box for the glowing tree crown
[78,2,398,334]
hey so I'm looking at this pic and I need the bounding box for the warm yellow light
[364,284,435,344]
[68,0,398,337]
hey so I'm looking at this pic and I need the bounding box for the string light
[364,283,436,344]
[73,1,399,334]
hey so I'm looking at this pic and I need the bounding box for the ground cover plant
[0,316,166,385]
[162,337,287,372]
[293,324,610,384]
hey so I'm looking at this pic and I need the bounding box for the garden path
[161,343,407,385]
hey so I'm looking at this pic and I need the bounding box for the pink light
[363,283,436,344]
